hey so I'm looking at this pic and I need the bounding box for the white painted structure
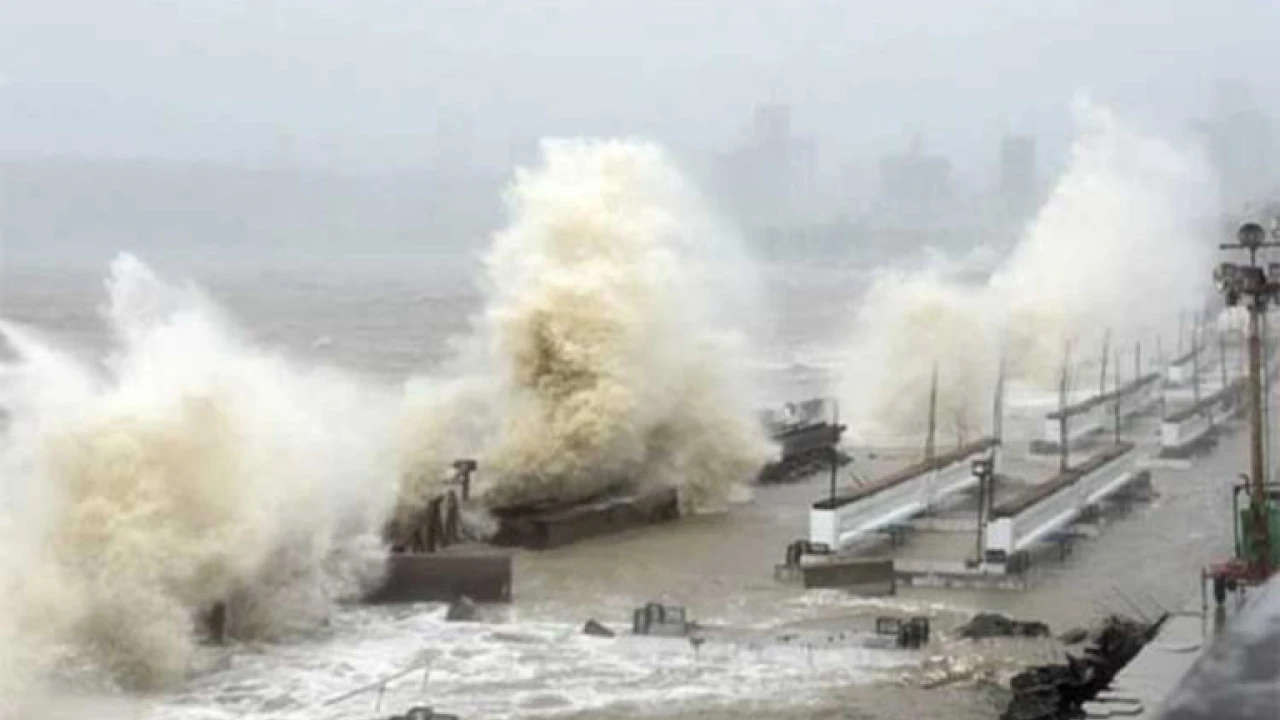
[809,441,994,550]
[1160,412,1213,453]
[1166,360,1196,386]
[1040,402,1108,446]
[1159,381,1242,456]
[1036,374,1162,448]
[1117,376,1162,419]
[983,447,1137,567]
[1165,346,1204,386]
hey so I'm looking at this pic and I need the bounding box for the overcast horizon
[4,1,1278,178]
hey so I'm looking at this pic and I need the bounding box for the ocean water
[0,257,1245,720]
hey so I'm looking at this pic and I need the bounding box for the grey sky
[3,0,1278,178]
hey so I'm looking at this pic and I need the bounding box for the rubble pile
[999,614,1166,720]
[582,619,615,637]
[957,612,1051,640]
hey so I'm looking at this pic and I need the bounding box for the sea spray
[841,98,1219,444]
[398,139,772,514]
[991,99,1218,382]
[0,255,396,698]
[839,269,998,446]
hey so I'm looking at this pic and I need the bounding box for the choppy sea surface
[2,259,1241,720]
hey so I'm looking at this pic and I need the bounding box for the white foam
[840,98,1219,445]
[0,255,400,701]
[397,139,773,516]
[147,606,918,720]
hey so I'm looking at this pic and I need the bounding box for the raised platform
[364,547,513,604]
[1031,375,1162,455]
[983,443,1142,571]
[490,486,680,550]
[1158,380,1243,459]
[1165,346,1203,386]
[775,556,897,594]
[893,559,1030,591]
[809,437,997,550]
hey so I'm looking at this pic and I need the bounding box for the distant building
[753,103,791,150]
[998,134,1036,217]
[715,103,817,228]
[875,138,952,231]
[1197,82,1274,211]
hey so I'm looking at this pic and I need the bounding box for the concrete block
[365,548,513,604]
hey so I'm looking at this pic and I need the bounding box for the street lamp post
[1215,221,1279,581]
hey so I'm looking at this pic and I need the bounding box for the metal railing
[317,660,435,717]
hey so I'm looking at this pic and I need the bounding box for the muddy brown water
[2,264,1247,719]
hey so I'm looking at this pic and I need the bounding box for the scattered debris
[631,602,692,637]
[445,596,477,622]
[957,612,1051,640]
[875,616,932,649]
[582,619,615,637]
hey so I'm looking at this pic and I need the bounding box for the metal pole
[991,355,1006,521]
[972,351,1003,565]
[1241,320,1249,381]
[1114,347,1122,444]
[1099,329,1111,397]
[974,461,988,563]
[1157,333,1167,419]
[925,362,938,461]
[1264,318,1273,484]
[1059,343,1071,473]
[829,399,839,505]
[1220,323,1229,393]
[1178,311,1185,356]
[993,354,1006,468]
[1264,315,1274,545]
[1248,297,1273,576]
[1193,315,1202,407]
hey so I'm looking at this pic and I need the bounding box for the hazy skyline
[4,0,1278,181]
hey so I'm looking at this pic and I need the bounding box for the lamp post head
[1238,222,1267,249]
